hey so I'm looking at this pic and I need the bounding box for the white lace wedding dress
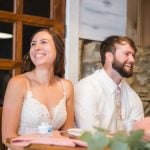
[18,77,67,135]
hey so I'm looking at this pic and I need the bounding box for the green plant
[80,128,150,150]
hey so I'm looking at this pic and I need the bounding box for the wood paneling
[25,144,86,150]
[0,107,7,150]
[53,0,66,38]
[0,0,66,75]
[127,0,150,47]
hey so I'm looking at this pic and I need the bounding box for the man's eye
[125,52,135,58]
[125,53,129,56]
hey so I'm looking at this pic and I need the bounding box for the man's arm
[75,81,98,130]
[133,117,150,141]
[129,92,144,121]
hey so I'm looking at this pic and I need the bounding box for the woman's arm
[61,80,74,130]
[2,75,26,149]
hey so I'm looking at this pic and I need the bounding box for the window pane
[0,21,13,59]
[22,25,43,57]
[23,0,50,18]
[0,70,12,106]
[0,0,13,12]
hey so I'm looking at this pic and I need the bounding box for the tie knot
[115,86,121,95]
[116,86,121,91]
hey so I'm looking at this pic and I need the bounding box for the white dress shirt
[75,68,144,131]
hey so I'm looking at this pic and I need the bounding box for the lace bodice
[18,77,67,135]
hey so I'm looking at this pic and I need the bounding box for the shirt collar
[99,68,122,95]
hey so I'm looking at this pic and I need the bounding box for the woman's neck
[32,67,55,86]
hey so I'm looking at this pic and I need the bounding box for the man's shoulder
[75,70,104,94]
[77,70,101,85]
[75,70,103,99]
[122,79,139,96]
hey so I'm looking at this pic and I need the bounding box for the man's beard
[112,58,133,78]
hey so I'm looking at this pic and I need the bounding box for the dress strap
[61,79,66,99]
[20,75,30,91]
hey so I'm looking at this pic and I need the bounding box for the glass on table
[38,122,53,137]
[123,119,136,135]
[107,119,135,135]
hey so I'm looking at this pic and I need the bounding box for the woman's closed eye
[31,42,36,47]
[30,39,49,47]
[41,39,49,45]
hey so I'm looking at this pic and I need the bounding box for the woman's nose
[34,43,42,51]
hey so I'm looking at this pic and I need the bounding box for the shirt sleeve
[74,79,99,130]
[128,91,144,121]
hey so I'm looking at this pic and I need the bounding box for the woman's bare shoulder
[61,79,74,98]
[7,74,27,88]
[4,74,28,100]
[62,79,74,88]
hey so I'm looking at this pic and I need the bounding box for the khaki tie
[115,86,122,120]
[114,86,123,132]
[108,86,123,133]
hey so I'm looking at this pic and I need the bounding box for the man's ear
[105,52,114,63]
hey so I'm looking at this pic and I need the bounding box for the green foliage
[80,129,150,150]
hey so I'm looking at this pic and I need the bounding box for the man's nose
[129,54,135,63]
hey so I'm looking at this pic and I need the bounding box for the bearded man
[75,35,144,133]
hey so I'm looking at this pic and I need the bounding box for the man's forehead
[115,42,135,53]
[115,41,129,46]
[115,42,132,50]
